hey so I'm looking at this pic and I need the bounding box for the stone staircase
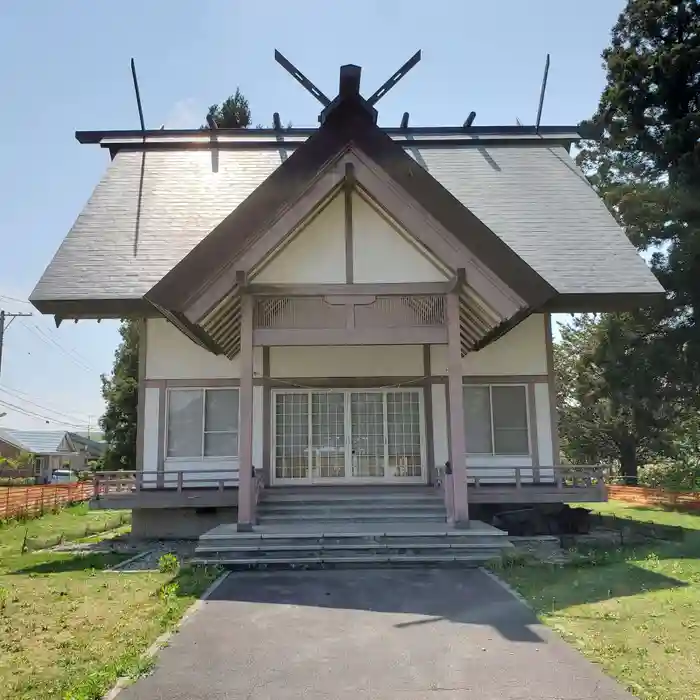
[194,486,513,569]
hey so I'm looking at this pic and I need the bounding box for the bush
[639,460,700,492]
[158,553,179,574]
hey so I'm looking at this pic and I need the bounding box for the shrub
[158,553,179,574]
[639,460,700,491]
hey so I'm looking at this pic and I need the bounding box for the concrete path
[118,569,635,700]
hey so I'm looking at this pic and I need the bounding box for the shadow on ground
[10,552,128,574]
[208,568,546,643]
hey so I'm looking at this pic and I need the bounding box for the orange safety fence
[0,482,94,520]
[607,484,700,511]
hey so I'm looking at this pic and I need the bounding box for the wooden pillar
[237,295,254,531]
[446,285,469,526]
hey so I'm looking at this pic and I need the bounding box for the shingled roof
[30,124,662,320]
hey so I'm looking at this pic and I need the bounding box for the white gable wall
[252,189,449,286]
[351,193,448,283]
[254,194,346,284]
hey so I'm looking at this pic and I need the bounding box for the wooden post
[237,294,255,531]
[446,279,469,526]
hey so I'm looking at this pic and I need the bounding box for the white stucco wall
[534,382,554,467]
[430,314,547,376]
[142,387,160,477]
[352,193,448,283]
[269,345,424,378]
[146,318,265,379]
[254,193,346,284]
[431,383,449,467]
[142,314,557,483]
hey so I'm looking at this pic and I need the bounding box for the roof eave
[542,291,666,313]
[75,124,581,145]
[29,297,159,319]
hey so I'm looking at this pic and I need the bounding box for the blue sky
[0,0,624,430]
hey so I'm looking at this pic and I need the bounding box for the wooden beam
[447,288,469,526]
[247,281,455,297]
[253,326,447,346]
[237,295,254,531]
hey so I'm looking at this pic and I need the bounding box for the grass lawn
[497,501,700,700]
[0,504,220,700]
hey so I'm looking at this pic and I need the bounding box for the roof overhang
[139,97,562,355]
[76,125,582,153]
[29,297,157,320]
[543,292,666,313]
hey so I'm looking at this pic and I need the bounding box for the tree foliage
[556,1,700,478]
[577,0,700,382]
[99,320,139,471]
[204,88,251,128]
[555,315,687,479]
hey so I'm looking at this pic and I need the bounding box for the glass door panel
[274,393,310,480]
[350,392,385,478]
[387,391,423,479]
[311,392,346,480]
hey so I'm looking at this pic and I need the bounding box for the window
[463,385,529,456]
[167,388,239,459]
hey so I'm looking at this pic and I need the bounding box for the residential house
[0,429,105,482]
[29,61,663,557]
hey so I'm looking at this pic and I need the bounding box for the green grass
[497,502,700,700]
[584,500,700,531]
[0,505,221,700]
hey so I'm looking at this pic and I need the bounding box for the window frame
[166,387,240,460]
[463,383,531,457]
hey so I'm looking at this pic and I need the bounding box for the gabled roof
[30,129,663,320]
[147,99,555,318]
[0,429,71,455]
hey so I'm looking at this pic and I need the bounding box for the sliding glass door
[273,389,425,484]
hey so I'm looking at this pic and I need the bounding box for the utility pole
[0,309,32,378]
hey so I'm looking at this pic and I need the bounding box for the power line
[0,294,32,305]
[0,309,32,378]
[32,319,98,371]
[28,321,97,372]
[0,397,85,428]
[0,385,91,425]
[19,321,95,374]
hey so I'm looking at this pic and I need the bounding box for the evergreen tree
[577,0,700,384]
[555,315,686,480]
[555,0,700,479]
[204,88,251,128]
[99,320,139,470]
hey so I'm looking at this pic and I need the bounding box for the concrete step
[261,493,443,506]
[190,553,497,568]
[198,532,512,546]
[258,513,447,524]
[260,504,445,517]
[195,541,507,554]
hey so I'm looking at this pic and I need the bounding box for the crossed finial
[274,49,421,123]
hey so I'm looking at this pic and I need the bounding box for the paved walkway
[118,569,635,700]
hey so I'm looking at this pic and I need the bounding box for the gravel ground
[110,540,198,571]
[49,533,197,571]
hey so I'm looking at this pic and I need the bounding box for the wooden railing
[467,465,605,490]
[436,464,606,512]
[93,469,240,499]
